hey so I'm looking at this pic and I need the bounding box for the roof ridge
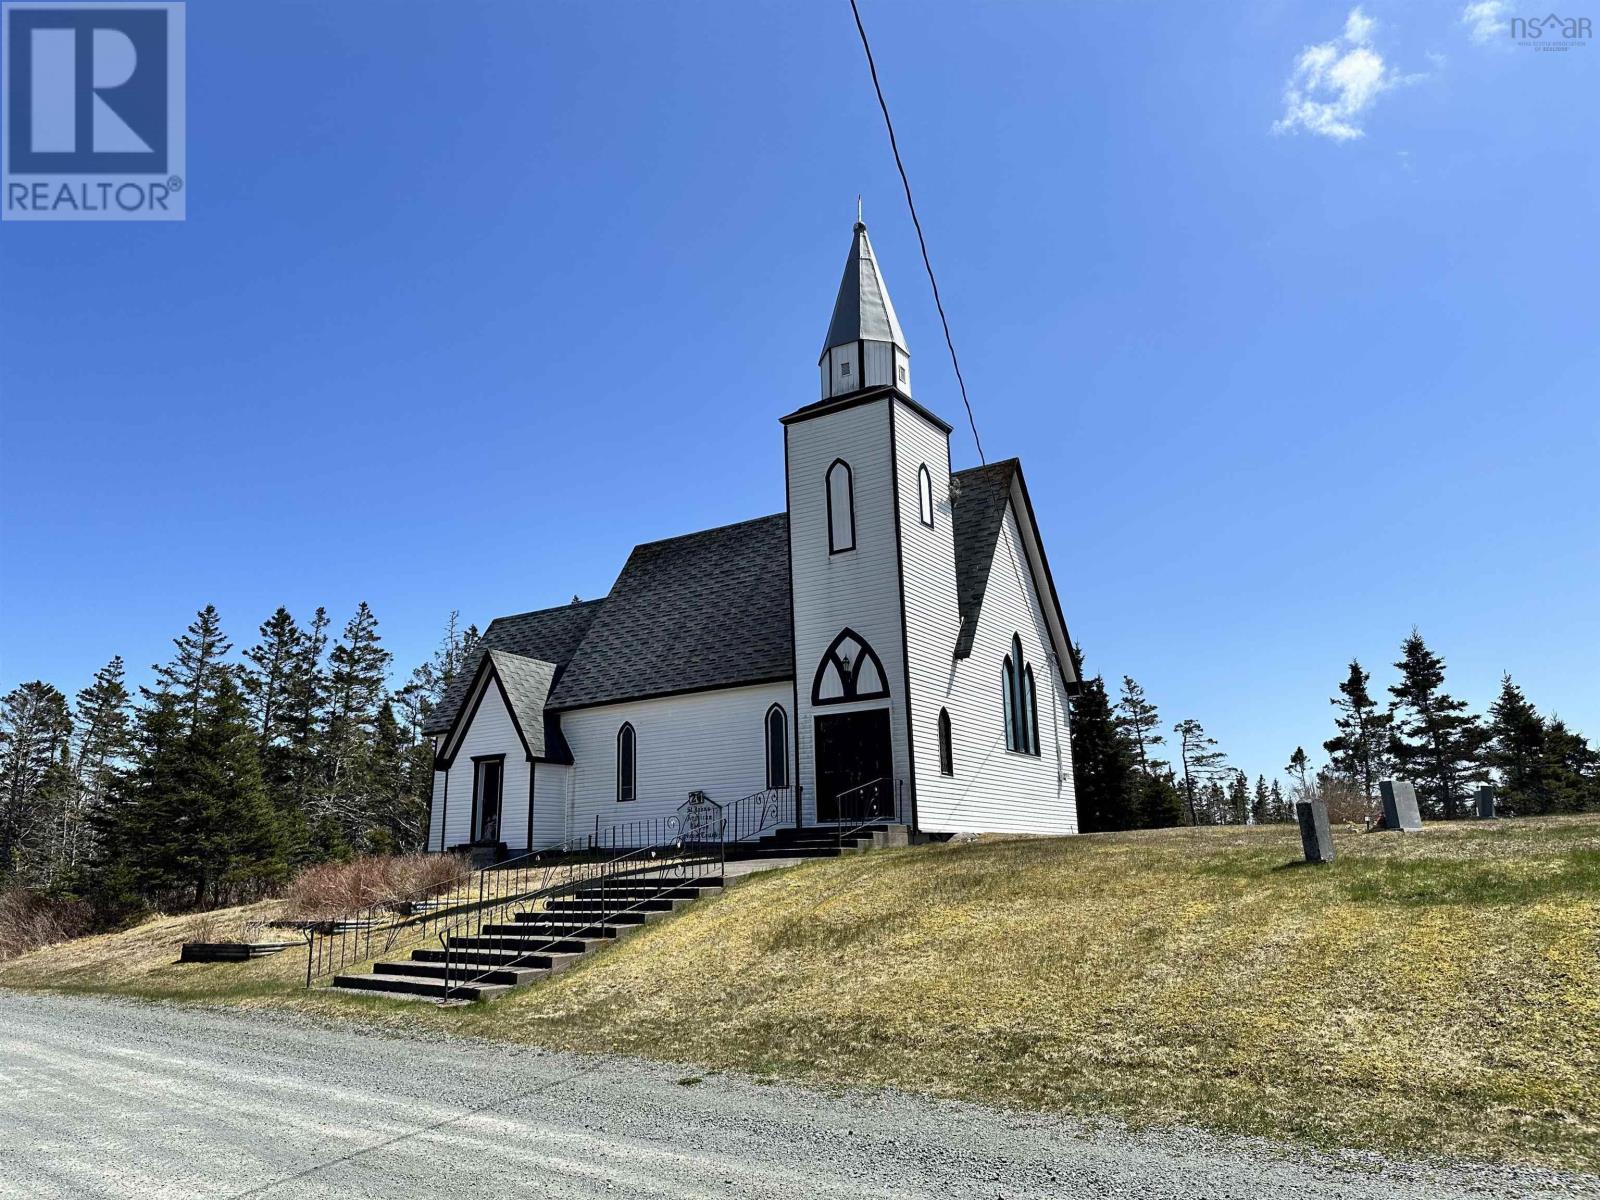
[630,511,786,552]
[484,597,606,627]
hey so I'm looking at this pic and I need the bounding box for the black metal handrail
[438,808,727,999]
[827,776,903,848]
[724,785,793,845]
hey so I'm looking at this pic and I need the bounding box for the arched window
[1022,664,1039,756]
[826,459,855,553]
[1002,634,1041,756]
[1002,656,1017,751]
[938,708,953,776]
[765,704,789,789]
[616,723,636,802]
[917,464,935,528]
[812,627,890,705]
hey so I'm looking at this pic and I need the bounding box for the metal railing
[827,777,904,848]
[437,807,727,998]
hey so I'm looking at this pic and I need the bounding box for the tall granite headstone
[1297,799,1335,864]
[1379,780,1423,832]
[1475,785,1497,820]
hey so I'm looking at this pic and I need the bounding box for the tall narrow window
[1002,656,1017,751]
[917,464,934,528]
[826,459,855,553]
[1022,664,1039,756]
[765,704,789,789]
[617,723,636,802]
[938,708,954,776]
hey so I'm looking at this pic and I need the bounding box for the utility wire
[849,0,986,465]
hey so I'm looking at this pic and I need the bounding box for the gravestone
[1296,799,1335,864]
[1379,780,1424,832]
[1475,785,1497,820]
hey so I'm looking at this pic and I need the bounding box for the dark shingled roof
[427,463,1035,728]
[546,514,794,711]
[950,459,1020,659]
[422,600,603,735]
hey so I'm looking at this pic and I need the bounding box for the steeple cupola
[818,215,911,401]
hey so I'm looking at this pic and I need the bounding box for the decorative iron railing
[828,776,904,846]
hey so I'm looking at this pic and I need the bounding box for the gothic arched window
[1003,633,1041,756]
[617,722,637,802]
[812,628,889,706]
[917,464,935,528]
[826,459,855,553]
[765,704,789,789]
[938,708,954,776]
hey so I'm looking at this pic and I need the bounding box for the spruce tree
[277,606,329,858]
[1387,631,1485,819]
[1069,674,1136,832]
[0,682,74,887]
[1323,660,1391,803]
[1115,677,1166,773]
[1225,771,1249,825]
[1251,775,1271,824]
[1268,779,1289,822]
[1173,719,1228,826]
[242,607,304,749]
[153,605,232,733]
[67,658,131,878]
[320,603,393,853]
[1485,675,1549,813]
[1543,718,1600,812]
[1285,746,1312,803]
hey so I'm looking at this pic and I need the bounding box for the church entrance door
[814,708,893,823]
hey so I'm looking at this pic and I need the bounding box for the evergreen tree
[242,607,304,749]
[1387,631,1485,819]
[1285,746,1312,803]
[1133,769,1187,829]
[320,603,394,852]
[1115,677,1166,773]
[153,605,232,733]
[1173,719,1228,826]
[277,606,330,857]
[1225,771,1249,825]
[1268,779,1290,822]
[1069,674,1136,832]
[0,682,74,887]
[1543,718,1600,812]
[66,658,131,878]
[1323,660,1391,803]
[1251,774,1271,825]
[1485,675,1549,813]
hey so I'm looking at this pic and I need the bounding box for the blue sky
[1,1,1595,784]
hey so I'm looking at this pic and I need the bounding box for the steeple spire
[818,211,910,400]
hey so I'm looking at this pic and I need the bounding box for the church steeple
[818,213,911,401]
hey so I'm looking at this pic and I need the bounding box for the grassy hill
[4,817,1598,1169]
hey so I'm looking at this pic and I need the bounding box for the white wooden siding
[890,399,964,829]
[926,497,1077,834]
[556,683,793,841]
[434,682,534,850]
[786,395,909,822]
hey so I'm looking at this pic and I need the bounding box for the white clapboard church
[423,219,1080,855]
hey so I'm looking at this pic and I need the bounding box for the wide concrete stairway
[728,823,896,861]
[331,873,724,1002]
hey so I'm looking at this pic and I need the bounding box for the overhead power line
[848,0,986,465]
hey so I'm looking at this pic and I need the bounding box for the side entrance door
[814,708,893,822]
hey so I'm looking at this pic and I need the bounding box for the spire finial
[855,194,864,231]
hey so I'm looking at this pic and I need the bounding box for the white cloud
[1461,1,1510,44]
[1273,7,1409,142]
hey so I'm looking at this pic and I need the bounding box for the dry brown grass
[281,853,469,919]
[3,817,1597,1170]
[0,890,90,960]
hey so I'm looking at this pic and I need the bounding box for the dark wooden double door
[814,708,893,823]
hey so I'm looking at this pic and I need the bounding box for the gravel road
[0,992,1590,1199]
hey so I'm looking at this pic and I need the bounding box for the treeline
[0,603,478,922]
[1071,630,1600,832]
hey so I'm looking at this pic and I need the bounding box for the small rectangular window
[897,364,907,382]
[841,361,852,376]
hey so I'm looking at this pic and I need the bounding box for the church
[423,219,1080,854]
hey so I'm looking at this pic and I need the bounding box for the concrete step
[372,959,562,986]
[443,934,596,957]
[544,896,683,913]
[330,972,511,1002]
[412,946,594,970]
[567,885,717,902]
